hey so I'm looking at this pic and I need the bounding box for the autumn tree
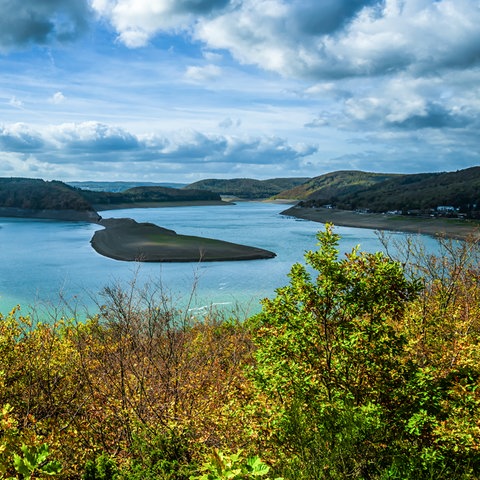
[248,224,480,479]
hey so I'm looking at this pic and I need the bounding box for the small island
[91,218,276,262]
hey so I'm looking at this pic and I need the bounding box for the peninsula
[282,205,480,240]
[91,218,276,262]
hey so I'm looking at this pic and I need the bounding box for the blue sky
[0,0,479,182]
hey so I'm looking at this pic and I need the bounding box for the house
[437,206,456,212]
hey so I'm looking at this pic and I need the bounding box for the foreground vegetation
[1,225,480,478]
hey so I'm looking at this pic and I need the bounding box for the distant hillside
[80,185,222,208]
[68,181,187,192]
[286,167,480,216]
[276,170,402,200]
[0,178,223,220]
[184,177,310,199]
[0,178,100,221]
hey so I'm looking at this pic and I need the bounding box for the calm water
[0,202,429,317]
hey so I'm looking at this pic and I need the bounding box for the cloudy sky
[0,0,479,182]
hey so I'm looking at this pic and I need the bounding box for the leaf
[246,457,270,476]
[41,460,62,475]
[13,453,32,477]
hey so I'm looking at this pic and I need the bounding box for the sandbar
[282,206,480,240]
[91,217,276,262]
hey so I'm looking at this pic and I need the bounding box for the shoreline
[282,206,480,240]
[91,217,276,262]
[93,199,231,211]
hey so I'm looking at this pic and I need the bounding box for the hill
[279,167,480,217]
[276,170,402,200]
[0,178,100,221]
[184,177,310,199]
[334,168,480,213]
[0,179,224,220]
[81,185,223,209]
[67,181,187,192]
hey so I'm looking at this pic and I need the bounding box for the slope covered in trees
[1,226,480,479]
[81,185,222,208]
[0,178,95,212]
[0,178,101,221]
[279,167,480,215]
[276,170,401,201]
[0,178,223,220]
[184,177,310,199]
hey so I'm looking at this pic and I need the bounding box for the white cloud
[304,117,329,128]
[337,73,479,131]
[50,121,140,152]
[9,96,24,108]
[0,123,44,151]
[194,0,480,79]
[50,92,66,104]
[90,0,480,82]
[218,117,241,128]
[185,64,222,82]
[0,121,318,180]
[92,0,230,47]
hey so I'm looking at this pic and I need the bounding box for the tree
[248,224,425,478]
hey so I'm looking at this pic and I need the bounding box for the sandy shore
[91,217,276,262]
[282,206,480,240]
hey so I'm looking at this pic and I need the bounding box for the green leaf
[41,460,62,475]
[246,457,270,476]
[13,453,32,476]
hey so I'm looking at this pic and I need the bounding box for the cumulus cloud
[149,130,229,161]
[144,130,316,167]
[185,64,222,82]
[304,116,330,128]
[0,0,92,51]
[0,124,44,152]
[0,122,318,179]
[195,0,480,79]
[388,103,471,130]
[222,135,317,165]
[49,92,66,104]
[340,73,480,131]
[51,122,140,153]
[91,0,230,47]
[89,0,480,82]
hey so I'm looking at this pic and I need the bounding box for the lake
[0,202,433,318]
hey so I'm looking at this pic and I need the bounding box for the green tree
[248,224,422,479]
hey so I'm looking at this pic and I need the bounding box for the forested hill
[0,178,223,220]
[278,167,480,214]
[81,185,221,208]
[184,177,310,199]
[276,170,401,200]
[0,178,95,212]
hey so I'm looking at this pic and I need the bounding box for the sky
[0,0,479,182]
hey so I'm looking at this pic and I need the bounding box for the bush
[248,225,480,479]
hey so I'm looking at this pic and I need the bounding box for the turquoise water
[0,202,428,317]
